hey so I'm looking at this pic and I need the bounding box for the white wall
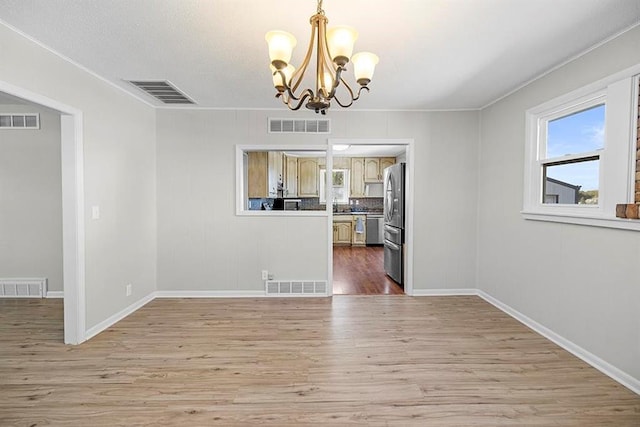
[0,23,157,330]
[0,104,63,292]
[156,109,479,292]
[478,26,640,381]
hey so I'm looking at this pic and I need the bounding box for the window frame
[235,144,330,217]
[538,93,605,209]
[522,70,640,231]
[319,168,350,204]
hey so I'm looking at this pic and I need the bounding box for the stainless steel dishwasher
[366,215,384,245]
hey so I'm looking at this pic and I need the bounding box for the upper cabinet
[267,151,284,197]
[284,155,298,197]
[380,157,396,175]
[298,157,319,197]
[350,158,366,197]
[247,152,268,198]
[364,157,395,182]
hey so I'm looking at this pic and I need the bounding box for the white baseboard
[84,293,155,341]
[46,291,64,298]
[475,290,640,396]
[155,290,265,298]
[412,288,477,296]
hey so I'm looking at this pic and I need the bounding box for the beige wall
[0,22,157,330]
[0,104,62,292]
[156,109,480,292]
[478,25,640,381]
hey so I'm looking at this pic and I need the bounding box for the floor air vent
[127,80,195,104]
[266,280,328,296]
[269,118,330,134]
[0,278,47,298]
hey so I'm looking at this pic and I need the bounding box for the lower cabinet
[333,217,352,245]
[352,215,366,246]
[333,215,367,246]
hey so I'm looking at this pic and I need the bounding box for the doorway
[0,82,85,344]
[327,139,414,296]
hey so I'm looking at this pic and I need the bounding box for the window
[319,169,350,204]
[541,102,604,205]
[523,72,639,231]
[235,145,328,216]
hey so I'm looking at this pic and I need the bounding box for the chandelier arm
[290,17,318,95]
[333,85,369,108]
[325,66,345,100]
[281,88,315,111]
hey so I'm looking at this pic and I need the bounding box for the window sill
[521,211,640,232]
[237,210,328,217]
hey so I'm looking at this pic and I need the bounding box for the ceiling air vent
[0,114,40,129]
[127,80,195,104]
[269,118,331,134]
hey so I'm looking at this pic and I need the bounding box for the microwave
[284,199,302,211]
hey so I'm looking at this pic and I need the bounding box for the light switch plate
[91,205,100,220]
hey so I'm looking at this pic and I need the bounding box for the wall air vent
[269,118,331,134]
[127,80,195,104]
[0,114,40,129]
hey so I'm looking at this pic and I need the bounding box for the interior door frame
[327,138,415,296]
[0,80,86,344]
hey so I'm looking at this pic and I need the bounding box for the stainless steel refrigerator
[383,162,405,285]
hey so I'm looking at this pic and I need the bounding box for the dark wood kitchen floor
[333,245,404,295]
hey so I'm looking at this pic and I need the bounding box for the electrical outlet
[261,270,269,280]
[126,283,132,296]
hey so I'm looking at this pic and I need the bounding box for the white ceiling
[1,1,639,111]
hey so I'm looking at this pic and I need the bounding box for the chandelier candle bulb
[327,26,358,66]
[352,52,379,86]
[265,31,297,69]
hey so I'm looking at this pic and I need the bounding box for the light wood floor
[1,297,638,426]
[333,246,404,295]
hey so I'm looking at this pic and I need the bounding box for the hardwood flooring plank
[0,296,638,426]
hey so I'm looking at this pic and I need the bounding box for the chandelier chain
[316,0,324,15]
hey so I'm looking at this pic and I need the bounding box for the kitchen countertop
[333,211,383,216]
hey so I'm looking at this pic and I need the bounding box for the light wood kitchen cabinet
[298,157,319,197]
[247,151,268,198]
[333,216,352,245]
[352,215,366,246]
[380,157,396,175]
[333,157,351,169]
[284,155,298,197]
[268,151,284,197]
[350,157,366,197]
[364,157,396,182]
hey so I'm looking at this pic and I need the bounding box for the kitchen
[243,144,406,295]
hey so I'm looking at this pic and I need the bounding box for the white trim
[0,19,156,109]
[46,291,64,299]
[482,22,640,110]
[522,211,640,231]
[327,139,415,296]
[523,70,638,225]
[155,105,481,113]
[235,144,328,216]
[411,288,640,395]
[476,290,640,396]
[412,288,477,296]
[155,290,266,298]
[84,293,156,341]
[0,80,86,345]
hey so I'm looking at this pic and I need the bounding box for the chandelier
[265,0,379,114]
